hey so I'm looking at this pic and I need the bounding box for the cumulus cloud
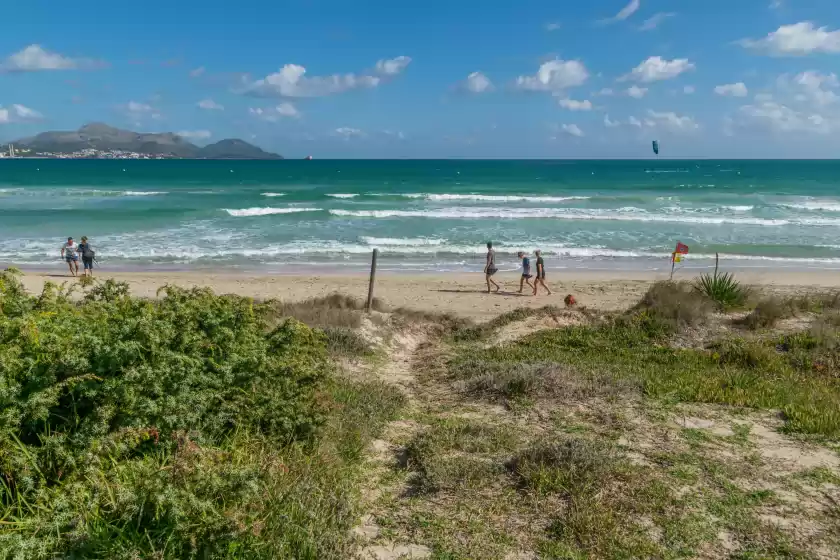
[374,56,412,76]
[515,59,589,92]
[0,104,43,123]
[646,109,699,131]
[0,44,100,73]
[715,82,749,97]
[333,127,365,139]
[123,101,162,121]
[779,70,839,106]
[198,98,224,110]
[600,0,640,24]
[190,66,205,78]
[639,12,675,31]
[621,56,695,82]
[462,71,493,93]
[628,116,643,127]
[177,130,212,140]
[738,101,835,134]
[249,102,301,121]
[626,85,648,98]
[557,98,592,111]
[560,123,584,137]
[739,22,840,56]
[244,63,384,98]
[604,115,621,128]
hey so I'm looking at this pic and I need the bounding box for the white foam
[326,193,359,199]
[260,192,286,197]
[224,207,321,217]
[328,206,820,226]
[781,200,840,212]
[124,191,168,196]
[360,236,446,246]
[422,193,590,203]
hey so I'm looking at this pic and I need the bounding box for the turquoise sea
[2,159,840,273]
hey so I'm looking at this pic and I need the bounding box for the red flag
[675,242,689,254]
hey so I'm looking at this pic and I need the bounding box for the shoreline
[10,267,840,320]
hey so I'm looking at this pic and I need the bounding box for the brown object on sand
[564,294,577,307]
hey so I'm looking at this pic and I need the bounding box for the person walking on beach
[484,241,500,293]
[532,249,552,296]
[518,251,534,294]
[60,236,79,277]
[77,236,95,277]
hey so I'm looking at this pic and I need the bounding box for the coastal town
[0,144,179,159]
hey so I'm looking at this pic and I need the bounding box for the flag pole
[670,253,676,281]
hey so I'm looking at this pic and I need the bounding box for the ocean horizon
[4,158,840,274]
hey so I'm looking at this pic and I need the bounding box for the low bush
[633,281,715,331]
[739,296,798,330]
[0,270,380,558]
[695,272,749,309]
[265,293,386,330]
[323,326,374,357]
[508,438,618,496]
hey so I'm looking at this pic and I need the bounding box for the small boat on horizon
[304,155,313,160]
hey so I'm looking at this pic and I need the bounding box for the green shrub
[322,326,374,357]
[633,281,715,331]
[694,272,748,309]
[0,271,335,558]
[508,438,618,496]
[739,296,797,330]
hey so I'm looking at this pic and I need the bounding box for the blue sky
[3,0,840,158]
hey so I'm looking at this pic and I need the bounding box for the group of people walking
[60,236,96,277]
[484,242,552,296]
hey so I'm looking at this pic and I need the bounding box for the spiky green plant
[694,272,748,309]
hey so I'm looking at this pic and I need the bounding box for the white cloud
[382,130,406,140]
[740,22,840,56]
[683,85,696,94]
[627,85,648,98]
[646,109,700,131]
[177,130,212,140]
[621,56,695,82]
[249,102,301,121]
[124,101,162,121]
[600,0,640,24]
[190,66,205,78]
[515,59,589,92]
[11,104,42,119]
[738,101,835,134]
[628,116,643,127]
[0,104,43,123]
[0,44,99,72]
[604,115,621,128]
[463,71,493,93]
[715,82,749,97]
[375,56,412,76]
[198,98,224,110]
[754,92,774,102]
[244,63,382,98]
[639,12,675,32]
[545,22,562,31]
[780,71,839,106]
[561,123,584,137]
[333,127,364,139]
[595,88,615,96]
[557,98,593,111]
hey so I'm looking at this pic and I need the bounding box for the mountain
[16,123,282,159]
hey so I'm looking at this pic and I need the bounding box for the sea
[2,159,840,274]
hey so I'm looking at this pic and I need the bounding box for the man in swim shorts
[60,236,79,277]
[532,249,552,296]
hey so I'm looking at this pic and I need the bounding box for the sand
[11,267,840,319]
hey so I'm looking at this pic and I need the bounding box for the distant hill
[16,123,283,160]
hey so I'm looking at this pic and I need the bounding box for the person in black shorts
[532,249,552,296]
[484,241,501,293]
[77,236,95,277]
[517,251,534,294]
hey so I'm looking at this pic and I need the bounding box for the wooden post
[366,249,379,312]
[714,252,719,277]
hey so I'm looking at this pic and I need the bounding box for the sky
[3,0,840,158]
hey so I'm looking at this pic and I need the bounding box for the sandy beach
[10,267,840,319]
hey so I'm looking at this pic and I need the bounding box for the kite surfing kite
[652,140,659,156]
